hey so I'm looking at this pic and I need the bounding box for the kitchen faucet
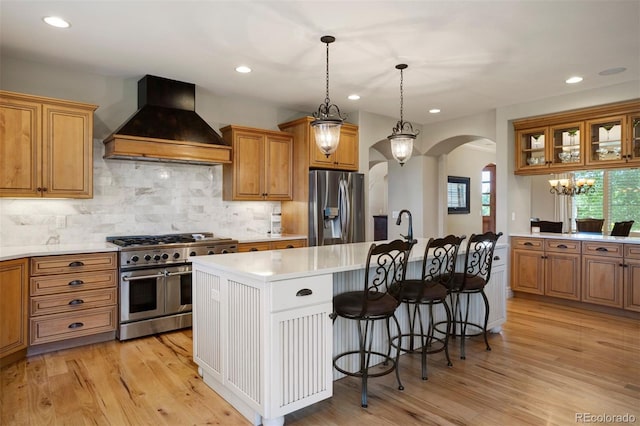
[396,209,415,243]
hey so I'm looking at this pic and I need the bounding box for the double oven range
[107,232,238,340]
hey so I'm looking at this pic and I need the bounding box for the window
[574,169,640,235]
[481,170,491,216]
[448,176,470,214]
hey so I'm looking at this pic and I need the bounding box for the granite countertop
[0,242,120,262]
[510,232,640,244]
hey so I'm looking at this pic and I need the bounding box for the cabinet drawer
[30,270,117,296]
[492,247,507,267]
[238,242,271,252]
[582,242,623,257]
[545,239,581,254]
[31,252,117,275]
[30,306,117,345]
[624,244,640,259]
[31,288,117,317]
[511,237,543,250]
[271,275,332,312]
[271,239,306,250]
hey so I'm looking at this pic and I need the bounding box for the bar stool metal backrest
[449,231,503,360]
[390,234,465,380]
[332,239,414,408]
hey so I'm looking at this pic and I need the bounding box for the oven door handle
[165,271,192,277]
[122,273,164,281]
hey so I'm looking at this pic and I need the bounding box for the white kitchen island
[191,239,508,426]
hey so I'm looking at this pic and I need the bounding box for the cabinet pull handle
[557,244,568,249]
[493,256,500,261]
[68,279,84,286]
[524,242,534,246]
[68,299,84,305]
[250,248,259,252]
[42,187,48,192]
[68,322,84,329]
[68,261,85,267]
[296,288,313,297]
[595,247,609,252]
[286,245,294,249]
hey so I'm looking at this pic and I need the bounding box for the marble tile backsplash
[0,139,279,247]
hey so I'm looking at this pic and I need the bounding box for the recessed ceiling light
[235,66,251,73]
[347,94,360,100]
[565,76,583,84]
[43,16,70,28]
[429,108,441,114]
[599,67,627,76]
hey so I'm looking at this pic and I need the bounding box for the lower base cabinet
[512,237,640,312]
[0,258,29,366]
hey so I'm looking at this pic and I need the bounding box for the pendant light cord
[399,67,404,124]
[324,40,331,106]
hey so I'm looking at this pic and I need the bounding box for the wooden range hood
[103,75,231,165]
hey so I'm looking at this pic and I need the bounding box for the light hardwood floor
[2,297,639,425]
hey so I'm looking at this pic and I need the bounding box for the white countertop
[0,242,120,262]
[510,232,640,243]
[191,238,508,282]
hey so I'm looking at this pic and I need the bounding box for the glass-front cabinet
[586,114,640,167]
[514,100,640,175]
[550,122,584,168]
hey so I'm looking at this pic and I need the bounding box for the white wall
[446,144,496,237]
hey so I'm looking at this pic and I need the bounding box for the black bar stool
[332,239,414,408]
[389,234,465,380]
[447,231,502,360]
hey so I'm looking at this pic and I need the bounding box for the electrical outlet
[56,215,66,229]
[511,212,516,221]
[392,210,399,219]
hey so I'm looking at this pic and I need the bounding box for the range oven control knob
[153,254,161,261]
[162,253,169,260]
[144,254,151,261]
[173,252,180,259]
[130,255,139,262]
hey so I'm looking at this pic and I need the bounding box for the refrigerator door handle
[339,180,349,243]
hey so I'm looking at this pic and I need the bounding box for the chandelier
[311,35,346,157]
[388,64,419,166]
[549,178,596,196]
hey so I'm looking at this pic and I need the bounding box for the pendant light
[388,64,419,166]
[311,35,346,157]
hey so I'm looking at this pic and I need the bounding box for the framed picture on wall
[448,176,470,214]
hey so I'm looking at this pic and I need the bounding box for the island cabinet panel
[0,258,29,367]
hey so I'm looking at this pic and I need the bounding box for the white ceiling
[1,1,639,126]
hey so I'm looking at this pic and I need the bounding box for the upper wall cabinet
[0,91,97,198]
[278,116,359,171]
[514,99,640,175]
[221,125,293,201]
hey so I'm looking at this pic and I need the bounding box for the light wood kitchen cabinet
[582,242,624,308]
[221,125,293,201]
[238,238,307,252]
[278,116,359,171]
[29,252,117,346]
[0,258,29,367]
[510,237,581,300]
[585,113,640,167]
[513,99,640,175]
[0,90,97,198]
[624,244,640,312]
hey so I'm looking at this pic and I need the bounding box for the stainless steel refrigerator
[309,170,365,246]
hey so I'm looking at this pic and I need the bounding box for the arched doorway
[482,163,496,233]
